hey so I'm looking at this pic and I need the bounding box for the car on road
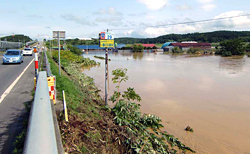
[23,48,33,56]
[2,49,24,64]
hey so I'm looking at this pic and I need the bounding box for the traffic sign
[105,32,113,40]
[100,32,105,39]
[100,40,114,48]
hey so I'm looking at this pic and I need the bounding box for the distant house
[165,43,211,52]
[161,42,176,51]
[141,44,157,48]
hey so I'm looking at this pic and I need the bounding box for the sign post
[99,30,114,106]
[53,31,65,76]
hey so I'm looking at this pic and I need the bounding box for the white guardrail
[23,71,58,154]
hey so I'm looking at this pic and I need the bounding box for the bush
[110,68,195,154]
[51,50,99,67]
[172,47,183,53]
[187,48,199,54]
[67,45,82,56]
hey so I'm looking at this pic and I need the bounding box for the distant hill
[0,34,32,43]
[114,31,250,44]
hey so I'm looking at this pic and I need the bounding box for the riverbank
[48,50,194,153]
[82,51,250,153]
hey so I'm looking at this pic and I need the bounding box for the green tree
[217,39,245,57]
[245,43,250,52]
[132,44,144,52]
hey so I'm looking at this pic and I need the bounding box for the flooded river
[82,51,250,154]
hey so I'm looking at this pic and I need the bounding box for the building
[161,42,176,51]
[165,42,211,52]
[141,44,157,48]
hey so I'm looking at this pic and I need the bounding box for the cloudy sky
[0,0,249,40]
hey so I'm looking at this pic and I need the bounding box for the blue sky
[0,0,249,40]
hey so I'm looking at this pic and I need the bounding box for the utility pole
[50,39,51,55]
[105,29,109,106]
[58,31,61,76]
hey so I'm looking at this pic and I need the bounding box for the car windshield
[24,49,31,51]
[6,51,20,55]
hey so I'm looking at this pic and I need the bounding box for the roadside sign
[100,40,114,48]
[53,31,66,38]
[105,32,113,40]
[33,48,37,53]
[100,32,106,40]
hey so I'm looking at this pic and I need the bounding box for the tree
[245,43,250,52]
[132,44,144,52]
[217,39,245,57]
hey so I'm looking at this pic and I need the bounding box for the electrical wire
[111,13,250,31]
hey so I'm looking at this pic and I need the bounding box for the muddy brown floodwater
[82,51,250,154]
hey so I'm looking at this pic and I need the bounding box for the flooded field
[82,51,250,154]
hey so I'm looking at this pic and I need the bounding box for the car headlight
[3,56,6,60]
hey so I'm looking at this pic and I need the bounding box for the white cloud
[176,4,192,11]
[95,16,122,23]
[197,0,213,4]
[146,15,156,19]
[201,4,216,11]
[119,11,250,38]
[197,0,216,11]
[61,14,95,26]
[94,7,123,16]
[137,0,169,10]
[213,11,250,29]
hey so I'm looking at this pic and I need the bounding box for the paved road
[0,56,34,97]
[0,55,35,153]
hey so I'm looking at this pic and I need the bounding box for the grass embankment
[49,50,195,153]
[48,51,129,153]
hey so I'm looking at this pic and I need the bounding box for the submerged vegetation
[94,55,111,61]
[48,49,195,153]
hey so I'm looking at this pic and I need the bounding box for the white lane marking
[0,58,34,104]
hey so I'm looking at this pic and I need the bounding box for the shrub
[67,45,82,56]
[172,47,183,53]
[187,48,199,54]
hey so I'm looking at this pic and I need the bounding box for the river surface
[82,51,250,154]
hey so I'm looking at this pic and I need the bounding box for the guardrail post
[34,52,39,78]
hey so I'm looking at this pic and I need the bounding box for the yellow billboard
[100,40,114,48]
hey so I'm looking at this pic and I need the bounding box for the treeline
[114,31,250,44]
[0,34,32,43]
[65,38,99,45]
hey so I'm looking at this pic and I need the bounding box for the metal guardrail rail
[44,52,52,77]
[23,71,58,154]
[0,41,22,50]
[26,41,37,46]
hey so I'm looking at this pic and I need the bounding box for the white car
[23,48,33,56]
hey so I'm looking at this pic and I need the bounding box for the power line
[111,13,250,31]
